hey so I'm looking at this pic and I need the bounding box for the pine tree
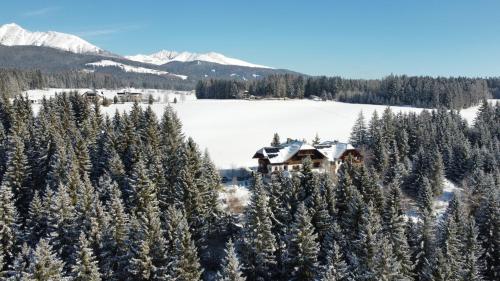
[9,243,31,280]
[168,209,203,281]
[216,239,246,281]
[271,133,281,147]
[476,192,500,280]
[0,182,17,266]
[376,238,409,281]
[418,176,434,215]
[352,203,382,280]
[413,211,435,281]
[27,238,67,281]
[47,183,78,267]
[287,203,319,281]
[100,185,130,281]
[2,132,31,221]
[241,173,277,281]
[349,111,368,147]
[462,219,483,281]
[382,185,413,279]
[72,233,102,281]
[312,133,321,145]
[320,242,349,281]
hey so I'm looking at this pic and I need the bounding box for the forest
[0,69,194,96]
[196,75,498,109]
[0,91,498,281]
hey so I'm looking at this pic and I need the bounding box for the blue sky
[1,0,500,78]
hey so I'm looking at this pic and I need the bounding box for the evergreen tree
[27,239,67,281]
[241,173,277,281]
[287,203,319,281]
[382,185,413,279]
[320,242,349,281]
[462,219,483,281]
[100,185,130,281]
[72,233,102,281]
[216,239,246,281]
[271,133,281,147]
[168,209,203,281]
[349,111,368,147]
[0,183,17,266]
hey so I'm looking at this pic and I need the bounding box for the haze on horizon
[0,0,499,79]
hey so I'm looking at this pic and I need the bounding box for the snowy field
[24,88,195,104]
[98,100,429,168]
[26,88,497,169]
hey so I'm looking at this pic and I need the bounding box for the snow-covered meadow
[26,88,496,169]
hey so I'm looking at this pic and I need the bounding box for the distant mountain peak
[0,23,103,54]
[126,49,272,69]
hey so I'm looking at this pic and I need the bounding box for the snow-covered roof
[253,140,356,164]
[253,140,316,164]
[316,141,355,161]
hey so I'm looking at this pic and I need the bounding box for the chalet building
[253,140,362,174]
[116,91,143,102]
[82,91,104,103]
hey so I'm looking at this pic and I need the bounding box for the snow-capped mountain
[0,23,103,54]
[126,50,272,69]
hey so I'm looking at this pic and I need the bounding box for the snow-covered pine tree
[27,238,67,281]
[382,184,413,279]
[287,203,320,281]
[271,133,280,147]
[99,185,130,281]
[8,242,32,280]
[352,202,382,280]
[216,239,246,281]
[417,176,434,215]
[320,241,349,281]
[462,219,484,281]
[375,238,409,281]
[168,209,203,281]
[241,173,277,281]
[0,182,18,266]
[72,233,101,281]
[349,111,368,148]
[47,183,78,268]
[475,191,500,280]
[413,210,435,281]
[383,141,406,187]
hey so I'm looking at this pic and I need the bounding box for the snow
[126,50,272,69]
[97,99,427,168]
[219,185,251,214]
[24,88,195,104]
[404,179,462,222]
[86,60,187,79]
[25,91,489,169]
[0,23,102,54]
[459,99,500,125]
[433,179,461,217]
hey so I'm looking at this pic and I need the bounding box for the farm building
[253,140,362,174]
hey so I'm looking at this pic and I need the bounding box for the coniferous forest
[0,92,498,281]
[196,75,499,109]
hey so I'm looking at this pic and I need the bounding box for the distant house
[253,140,362,174]
[116,91,143,102]
[82,91,104,103]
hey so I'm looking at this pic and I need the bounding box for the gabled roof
[316,141,355,161]
[253,140,316,164]
[253,140,356,164]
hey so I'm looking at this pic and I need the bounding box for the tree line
[196,74,496,109]
[0,69,194,97]
[0,91,497,280]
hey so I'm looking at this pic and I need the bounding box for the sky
[1,0,499,78]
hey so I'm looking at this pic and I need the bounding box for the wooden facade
[253,141,362,174]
